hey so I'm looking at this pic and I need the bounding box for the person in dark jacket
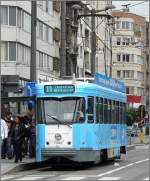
[11,116,25,163]
[6,120,15,159]
[26,120,36,158]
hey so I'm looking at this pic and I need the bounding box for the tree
[126,108,137,126]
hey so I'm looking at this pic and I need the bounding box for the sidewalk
[128,135,149,145]
[1,157,36,175]
[127,135,149,151]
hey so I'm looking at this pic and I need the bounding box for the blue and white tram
[35,73,127,163]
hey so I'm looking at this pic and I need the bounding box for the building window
[47,56,53,71]
[126,87,129,94]
[9,42,16,61]
[122,21,132,30]
[122,37,130,45]
[123,54,130,62]
[117,54,121,61]
[1,6,8,25]
[53,28,60,42]
[17,44,24,63]
[53,57,60,72]
[137,55,144,65]
[116,21,120,29]
[126,87,134,94]
[9,6,16,26]
[117,71,121,78]
[47,0,53,14]
[123,70,134,78]
[43,24,46,41]
[117,37,121,45]
[126,54,129,62]
[39,52,43,69]
[80,46,83,58]
[137,71,144,81]
[122,21,126,29]
[36,51,39,68]
[17,8,22,28]
[39,22,43,40]
[1,42,8,61]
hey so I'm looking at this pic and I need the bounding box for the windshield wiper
[47,114,62,124]
[46,114,72,128]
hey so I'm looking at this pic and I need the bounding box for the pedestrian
[11,116,25,163]
[6,120,15,159]
[1,118,8,159]
[26,120,36,158]
[5,112,13,123]
[22,103,34,123]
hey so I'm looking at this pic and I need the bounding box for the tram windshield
[37,97,85,124]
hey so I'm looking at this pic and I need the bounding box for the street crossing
[1,174,149,180]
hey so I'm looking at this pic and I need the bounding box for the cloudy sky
[112,1,149,21]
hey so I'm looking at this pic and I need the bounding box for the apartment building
[1,1,61,87]
[112,10,147,108]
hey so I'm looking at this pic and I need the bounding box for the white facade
[1,1,60,84]
[112,11,146,107]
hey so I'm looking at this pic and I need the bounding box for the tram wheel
[100,149,108,162]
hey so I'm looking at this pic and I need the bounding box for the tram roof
[36,80,126,102]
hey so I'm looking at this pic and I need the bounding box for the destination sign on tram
[44,85,75,94]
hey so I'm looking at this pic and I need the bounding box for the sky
[112,1,149,21]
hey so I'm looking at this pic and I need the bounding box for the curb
[3,161,49,175]
[127,145,136,151]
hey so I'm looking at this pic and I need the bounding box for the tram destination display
[44,85,75,94]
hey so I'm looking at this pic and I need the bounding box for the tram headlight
[46,141,49,145]
[67,141,71,145]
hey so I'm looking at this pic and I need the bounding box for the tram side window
[87,96,94,123]
[96,97,99,123]
[108,100,111,124]
[120,102,123,124]
[112,101,115,124]
[122,103,126,124]
[100,98,104,123]
[116,101,119,124]
[96,97,103,123]
[104,99,108,124]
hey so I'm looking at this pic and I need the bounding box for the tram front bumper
[41,148,77,157]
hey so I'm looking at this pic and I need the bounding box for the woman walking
[11,116,25,163]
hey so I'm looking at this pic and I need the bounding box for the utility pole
[30,1,37,82]
[60,1,66,78]
[78,5,115,77]
[91,9,96,77]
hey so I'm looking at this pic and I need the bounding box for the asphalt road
[1,145,149,181]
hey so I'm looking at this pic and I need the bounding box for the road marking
[98,177,121,180]
[144,177,149,180]
[1,176,16,180]
[61,176,86,180]
[98,158,149,177]
[15,176,44,180]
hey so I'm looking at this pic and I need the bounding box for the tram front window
[37,97,85,124]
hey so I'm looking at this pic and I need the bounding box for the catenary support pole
[30,1,37,82]
[60,1,66,78]
[91,9,96,77]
